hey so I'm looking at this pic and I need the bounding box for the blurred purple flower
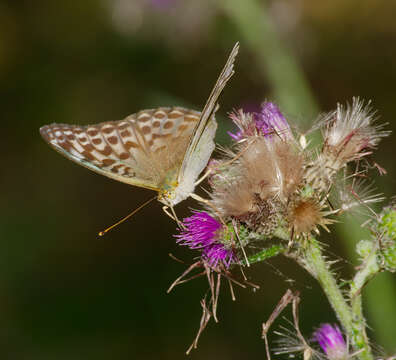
[257,102,290,137]
[175,211,235,268]
[228,102,290,140]
[313,324,348,360]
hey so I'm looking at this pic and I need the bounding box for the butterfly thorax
[157,168,182,206]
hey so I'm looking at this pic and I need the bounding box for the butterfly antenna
[98,196,156,236]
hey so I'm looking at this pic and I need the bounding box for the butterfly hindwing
[40,107,200,191]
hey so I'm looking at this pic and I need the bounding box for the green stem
[303,238,353,333]
[244,244,286,265]
[218,0,318,120]
[303,237,373,360]
[350,245,380,359]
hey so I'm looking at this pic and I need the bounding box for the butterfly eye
[161,190,171,199]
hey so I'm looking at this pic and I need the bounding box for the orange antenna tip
[98,196,156,237]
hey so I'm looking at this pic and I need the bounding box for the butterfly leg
[194,169,212,186]
[190,193,210,205]
[162,206,183,228]
[162,205,176,221]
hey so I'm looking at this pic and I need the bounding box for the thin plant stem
[303,237,373,360]
[218,0,318,120]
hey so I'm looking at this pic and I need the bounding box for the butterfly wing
[40,107,200,191]
[171,43,239,204]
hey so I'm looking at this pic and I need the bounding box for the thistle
[175,211,236,268]
[171,98,390,357]
[313,324,348,360]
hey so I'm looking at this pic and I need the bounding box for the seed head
[322,98,389,164]
[288,199,325,235]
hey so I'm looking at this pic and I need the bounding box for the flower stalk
[302,237,374,360]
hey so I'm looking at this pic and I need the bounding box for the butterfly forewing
[172,43,239,204]
[40,107,200,191]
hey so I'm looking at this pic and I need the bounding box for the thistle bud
[313,324,348,360]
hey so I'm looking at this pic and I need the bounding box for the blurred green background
[2,0,396,358]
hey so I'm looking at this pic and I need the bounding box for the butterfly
[40,43,239,210]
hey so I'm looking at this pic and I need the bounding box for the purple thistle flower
[313,324,348,360]
[203,243,236,268]
[176,211,221,249]
[175,212,235,268]
[256,102,290,138]
[228,102,290,141]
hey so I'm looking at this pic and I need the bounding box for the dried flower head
[305,98,389,198]
[313,324,348,360]
[322,98,388,160]
[210,178,257,218]
[209,103,311,237]
[288,198,328,235]
[333,177,384,216]
[239,138,304,202]
[274,326,321,360]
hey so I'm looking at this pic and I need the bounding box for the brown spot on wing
[120,130,131,137]
[185,115,198,122]
[111,164,123,173]
[82,150,95,161]
[118,123,129,130]
[102,158,116,166]
[125,141,139,150]
[138,113,151,122]
[119,152,130,160]
[164,121,173,129]
[83,143,94,152]
[108,136,118,144]
[102,126,114,134]
[87,130,98,136]
[154,111,166,119]
[141,126,151,135]
[168,110,183,119]
[102,146,112,156]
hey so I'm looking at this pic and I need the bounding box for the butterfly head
[158,179,194,207]
[158,183,181,206]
